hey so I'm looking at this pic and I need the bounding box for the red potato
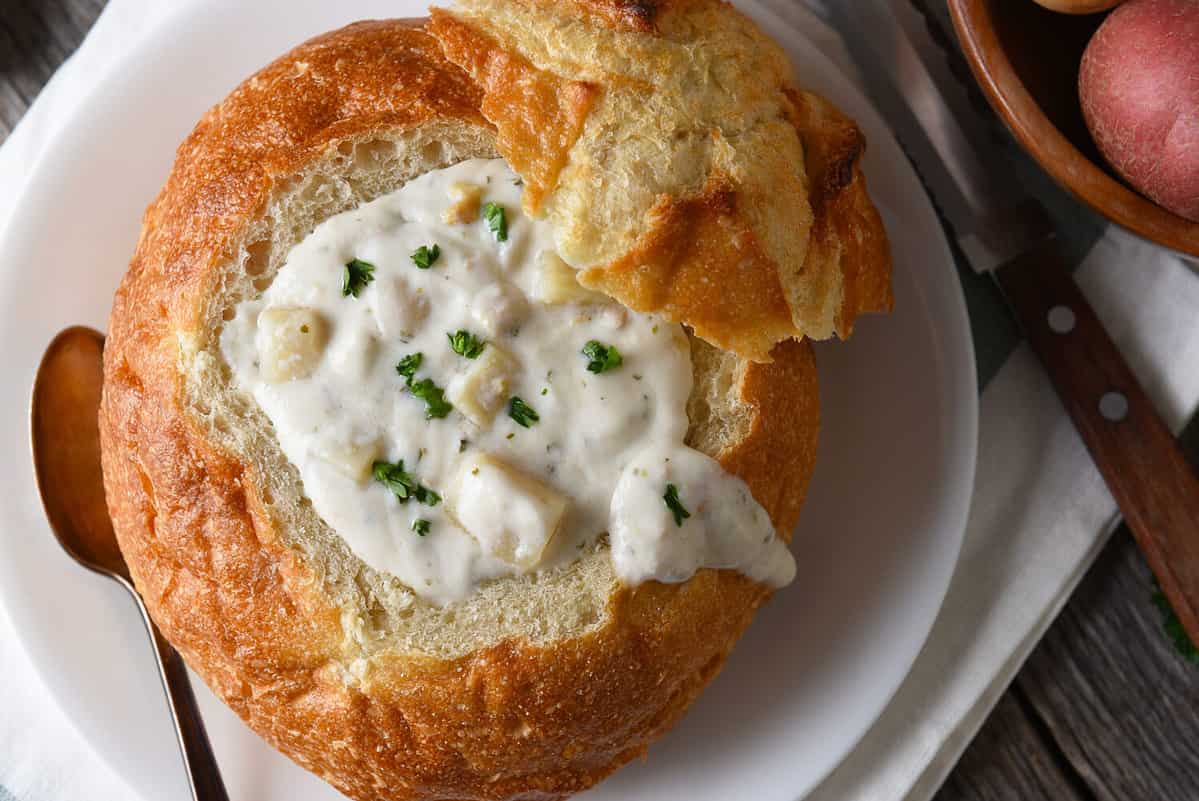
[1032,0,1126,13]
[1079,0,1199,222]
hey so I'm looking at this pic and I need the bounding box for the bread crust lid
[99,19,822,801]
[430,0,894,362]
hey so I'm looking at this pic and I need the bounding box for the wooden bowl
[948,0,1199,258]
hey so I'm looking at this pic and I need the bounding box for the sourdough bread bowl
[98,4,891,800]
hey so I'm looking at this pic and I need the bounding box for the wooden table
[3,1,1197,799]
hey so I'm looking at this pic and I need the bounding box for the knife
[835,0,1199,645]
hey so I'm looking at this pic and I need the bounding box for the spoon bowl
[30,325,229,801]
[30,326,129,581]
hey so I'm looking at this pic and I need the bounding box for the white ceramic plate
[0,2,976,800]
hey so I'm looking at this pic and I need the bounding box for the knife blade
[838,2,1055,270]
[835,0,1199,646]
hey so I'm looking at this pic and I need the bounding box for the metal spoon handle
[135,597,230,801]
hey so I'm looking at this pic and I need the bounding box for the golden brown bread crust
[429,12,600,215]
[519,0,701,34]
[787,89,895,339]
[579,183,801,362]
[99,19,821,801]
[430,0,894,361]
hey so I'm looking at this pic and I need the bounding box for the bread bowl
[97,4,892,799]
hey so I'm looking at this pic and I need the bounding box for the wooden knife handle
[996,239,1199,646]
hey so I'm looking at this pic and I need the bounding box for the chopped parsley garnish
[411,244,441,269]
[663,484,691,527]
[483,202,508,242]
[508,396,539,428]
[582,340,623,374]
[395,352,452,419]
[447,330,487,359]
[409,378,453,419]
[412,519,431,537]
[395,353,423,383]
[373,460,414,500]
[1153,580,1199,663]
[342,258,375,297]
[372,460,440,507]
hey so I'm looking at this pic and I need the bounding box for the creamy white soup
[221,159,796,604]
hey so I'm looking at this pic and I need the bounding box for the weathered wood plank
[934,692,1089,801]
[1016,530,1199,801]
[1009,416,1199,801]
[0,0,106,140]
[945,417,1199,801]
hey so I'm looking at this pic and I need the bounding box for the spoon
[30,326,229,801]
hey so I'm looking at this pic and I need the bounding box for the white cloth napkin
[2,3,1197,801]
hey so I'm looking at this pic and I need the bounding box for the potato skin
[1032,0,1124,13]
[1079,0,1199,222]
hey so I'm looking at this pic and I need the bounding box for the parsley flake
[663,484,691,527]
[1153,580,1199,663]
[508,396,539,428]
[410,378,453,419]
[372,460,440,507]
[412,519,431,537]
[482,202,508,242]
[447,330,487,359]
[395,353,452,419]
[342,258,375,297]
[395,353,423,383]
[411,244,441,269]
[582,340,623,374]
